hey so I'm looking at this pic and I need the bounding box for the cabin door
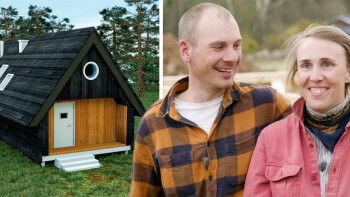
[54,102,75,148]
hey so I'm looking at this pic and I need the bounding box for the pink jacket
[244,98,350,197]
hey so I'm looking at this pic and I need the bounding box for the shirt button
[319,161,327,172]
[309,144,314,149]
[207,141,211,147]
[312,175,317,181]
[333,168,337,173]
[209,175,213,180]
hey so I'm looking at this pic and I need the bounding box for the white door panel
[54,102,75,148]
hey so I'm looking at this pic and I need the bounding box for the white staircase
[54,154,102,172]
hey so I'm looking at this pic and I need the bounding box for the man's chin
[217,82,234,89]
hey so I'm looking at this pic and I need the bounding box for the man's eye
[233,43,241,49]
[324,62,332,68]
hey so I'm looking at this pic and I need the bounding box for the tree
[125,0,159,96]
[0,6,18,40]
[48,16,74,33]
[98,6,129,58]
[128,52,158,88]
[97,6,135,86]
[26,5,52,35]
[98,0,159,96]
[1,5,74,38]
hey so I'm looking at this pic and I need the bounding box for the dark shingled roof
[0,27,144,127]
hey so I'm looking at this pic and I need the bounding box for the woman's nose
[310,67,324,82]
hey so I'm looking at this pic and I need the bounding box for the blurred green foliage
[164,0,350,54]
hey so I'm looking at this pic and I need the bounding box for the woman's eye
[303,64,311,69]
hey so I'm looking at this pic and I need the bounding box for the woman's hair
[285,25,350,89]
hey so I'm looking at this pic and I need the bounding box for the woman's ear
[179,40,192,64]
[346,67,350,83]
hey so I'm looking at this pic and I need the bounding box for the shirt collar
[156,76,242,119]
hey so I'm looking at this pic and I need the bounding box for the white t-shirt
[174,96,223,135]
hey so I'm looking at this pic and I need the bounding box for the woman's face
[297,37,350,112]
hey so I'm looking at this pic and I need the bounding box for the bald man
[131,3,291,196]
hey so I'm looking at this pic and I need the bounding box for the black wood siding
[0,116,44,162]
[56,45,134,147]
[126,107,135,149]
[56,45,129,104]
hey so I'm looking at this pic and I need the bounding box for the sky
[0,0,134,29]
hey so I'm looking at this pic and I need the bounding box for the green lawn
[0,85,159,197]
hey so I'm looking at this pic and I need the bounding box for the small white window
[83,61,99,80]
[0,74,14,91]
[0,64,9,78]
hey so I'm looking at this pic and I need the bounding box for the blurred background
[163,0,350,102]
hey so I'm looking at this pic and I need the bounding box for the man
[131,3,292,196]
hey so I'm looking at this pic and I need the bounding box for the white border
[0,64,9,78]
[0,73,14,91]
[83,61,99,80]
[159,0,164,99]
[0,41,4,58]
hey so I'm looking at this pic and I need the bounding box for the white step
[56,154,95,163]
[64,163,102,172]
[54,154,102,172]
[54,155,95,168]
[60,158,100,169]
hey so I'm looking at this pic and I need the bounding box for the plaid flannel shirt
[131,77,292,196]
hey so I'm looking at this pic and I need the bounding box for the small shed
[0,27,145,169]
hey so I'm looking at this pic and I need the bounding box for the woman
[244,25,350,196]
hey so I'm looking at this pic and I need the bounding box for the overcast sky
[1,0,133,29]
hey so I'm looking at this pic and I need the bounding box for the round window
[83,61,99,80]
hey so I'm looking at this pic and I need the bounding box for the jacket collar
[292,97,306,120]
[156,76,242,119]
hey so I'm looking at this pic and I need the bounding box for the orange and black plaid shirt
[131,77,292,196]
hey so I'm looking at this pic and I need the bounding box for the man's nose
[222,47,239,63]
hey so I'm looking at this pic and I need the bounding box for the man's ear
[179,40,192,64]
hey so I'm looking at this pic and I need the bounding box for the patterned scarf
[304,96,350,153]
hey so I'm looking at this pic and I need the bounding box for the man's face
[187,10,242,93]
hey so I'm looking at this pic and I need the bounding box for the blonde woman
[244,25,350,196]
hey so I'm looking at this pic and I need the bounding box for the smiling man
[131,3,292,196]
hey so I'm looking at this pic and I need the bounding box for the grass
[0,84,159,196]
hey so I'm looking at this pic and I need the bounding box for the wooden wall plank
[48,106,54,150]
[116,104,127,144]
[48,98,127,154]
